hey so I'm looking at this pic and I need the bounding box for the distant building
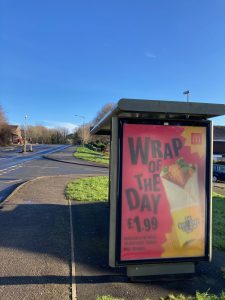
[8,125,22,144]
[213,126,225,159]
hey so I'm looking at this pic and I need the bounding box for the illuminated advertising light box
[115,119,211,265]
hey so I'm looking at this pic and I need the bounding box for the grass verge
[161,291,225,300]
[74,146,109,165]
[212,192,225,251]
[65,176,108,202]
[96,292,225,300]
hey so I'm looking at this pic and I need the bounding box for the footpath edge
[42,155,109,169]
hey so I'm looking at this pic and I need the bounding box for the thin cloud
[43,120,78,133]
[145,52,156,59]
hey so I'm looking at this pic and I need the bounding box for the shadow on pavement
[72,201,225,300]
[0,202,71,291]
[72,202,125,275]
[0,204,70,262]
[0,275,70,285]
[0,182,24,203]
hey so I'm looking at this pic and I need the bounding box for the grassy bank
[96,291,225,300]
[74,146,109,165]
[212,192,225,251]
[65,176,109,202]
[162,291,225,300]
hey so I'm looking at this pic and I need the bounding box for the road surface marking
[1,179,21,184]
[69,199,77,300]
[0,164,23,176]
[0,165,20,172]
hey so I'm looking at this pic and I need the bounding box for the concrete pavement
[0,175,75,299]
[0,150,225,300]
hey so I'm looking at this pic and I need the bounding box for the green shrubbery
[212,192,225,250]
[86,142,107,152]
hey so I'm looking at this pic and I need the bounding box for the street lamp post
[183,90,190,102]
[74,114,85,146]
[23,115,28,153]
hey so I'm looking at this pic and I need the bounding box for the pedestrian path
[0,175,80,300]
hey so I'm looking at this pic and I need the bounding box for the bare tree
[92,103,114,125]
[91,103,114,145]
[0,105,7,124]
[76,123,91,145]
[58,127,69,144]
[0,105,10,145]
[51,127,69,144]
[22,125,69,144]
[24,125,49,144]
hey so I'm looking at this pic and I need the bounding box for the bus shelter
[91,98,225,277]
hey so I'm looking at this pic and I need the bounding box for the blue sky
[1,0,225,131]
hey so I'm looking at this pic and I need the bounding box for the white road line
[0,164,23,175]
[1,179,21,184]
[0,164,22,170]
[0,168,10,172]
[0,166,17,172]
[69,199,77,300]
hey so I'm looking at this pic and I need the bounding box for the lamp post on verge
[183,90,190,102]
[74,114,85,146]
[23,115,28,153]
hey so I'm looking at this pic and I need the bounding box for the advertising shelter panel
[117,119,211,265]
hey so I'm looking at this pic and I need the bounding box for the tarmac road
[0,144,69,169]
[0,145,108,203]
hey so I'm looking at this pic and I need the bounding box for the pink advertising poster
[120,123,207,261]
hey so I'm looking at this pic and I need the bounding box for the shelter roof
[91,99,225,135]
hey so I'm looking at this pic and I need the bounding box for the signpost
[91,99,225,278]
